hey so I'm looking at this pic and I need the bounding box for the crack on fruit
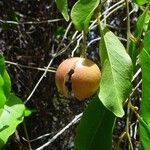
[64,61,78,98]
[65,69,74,91]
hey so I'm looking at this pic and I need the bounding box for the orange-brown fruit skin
[55,57,101,100]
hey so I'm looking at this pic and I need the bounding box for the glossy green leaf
[75,96,115,150]
[0,94,25,149]
[99,26,133,117]
[133,0,148,5]
[0,55,11,108]
[139,30,150,149]
[71,0,99,32]
[55,0,69,21]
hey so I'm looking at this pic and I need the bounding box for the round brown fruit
[55,57,101,100]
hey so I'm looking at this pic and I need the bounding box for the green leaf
[0,55,11,108]
[129,8,150,70]
[0,88,6,109]
[75,96,115,150]
[2,70,11,98]
[24,108,35,117]
[55,0,69,21]
[139,30,150,149]
[129,4,150,71]
[71,0,99,32]
[143,30,150,50]
[139,117,150,150]
[99,26,133,117]
[135,7,150,37]
[0,94,25,148]
[133,0,148,5]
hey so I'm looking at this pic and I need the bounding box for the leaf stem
[130,104,150,135]
[95,5,103,47]
[23,121,32,150]
[116,99,134,150]
[124,1,134,147]
[116,131,126,150]
[125,100,134,150]
[81,30,87,58]
[127,132,134,150]
[125,0,130,52]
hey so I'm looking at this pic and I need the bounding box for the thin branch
[130,79,142,96]
[132,68,141,82]
[88,37,101,46]
[0,18,63,25]
[35,113,82,150]
[24,57,55,104]
[5,61,56,73]
[56,22,73,51]
[22,133,52,143]
[71,36,82,57]
[87,35,127,47]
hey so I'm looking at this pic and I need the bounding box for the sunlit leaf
[0,94,25,149]
[99,26,133,117]
[0,55,11,108]
[75,96,115,150]
[71,0,99,32]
